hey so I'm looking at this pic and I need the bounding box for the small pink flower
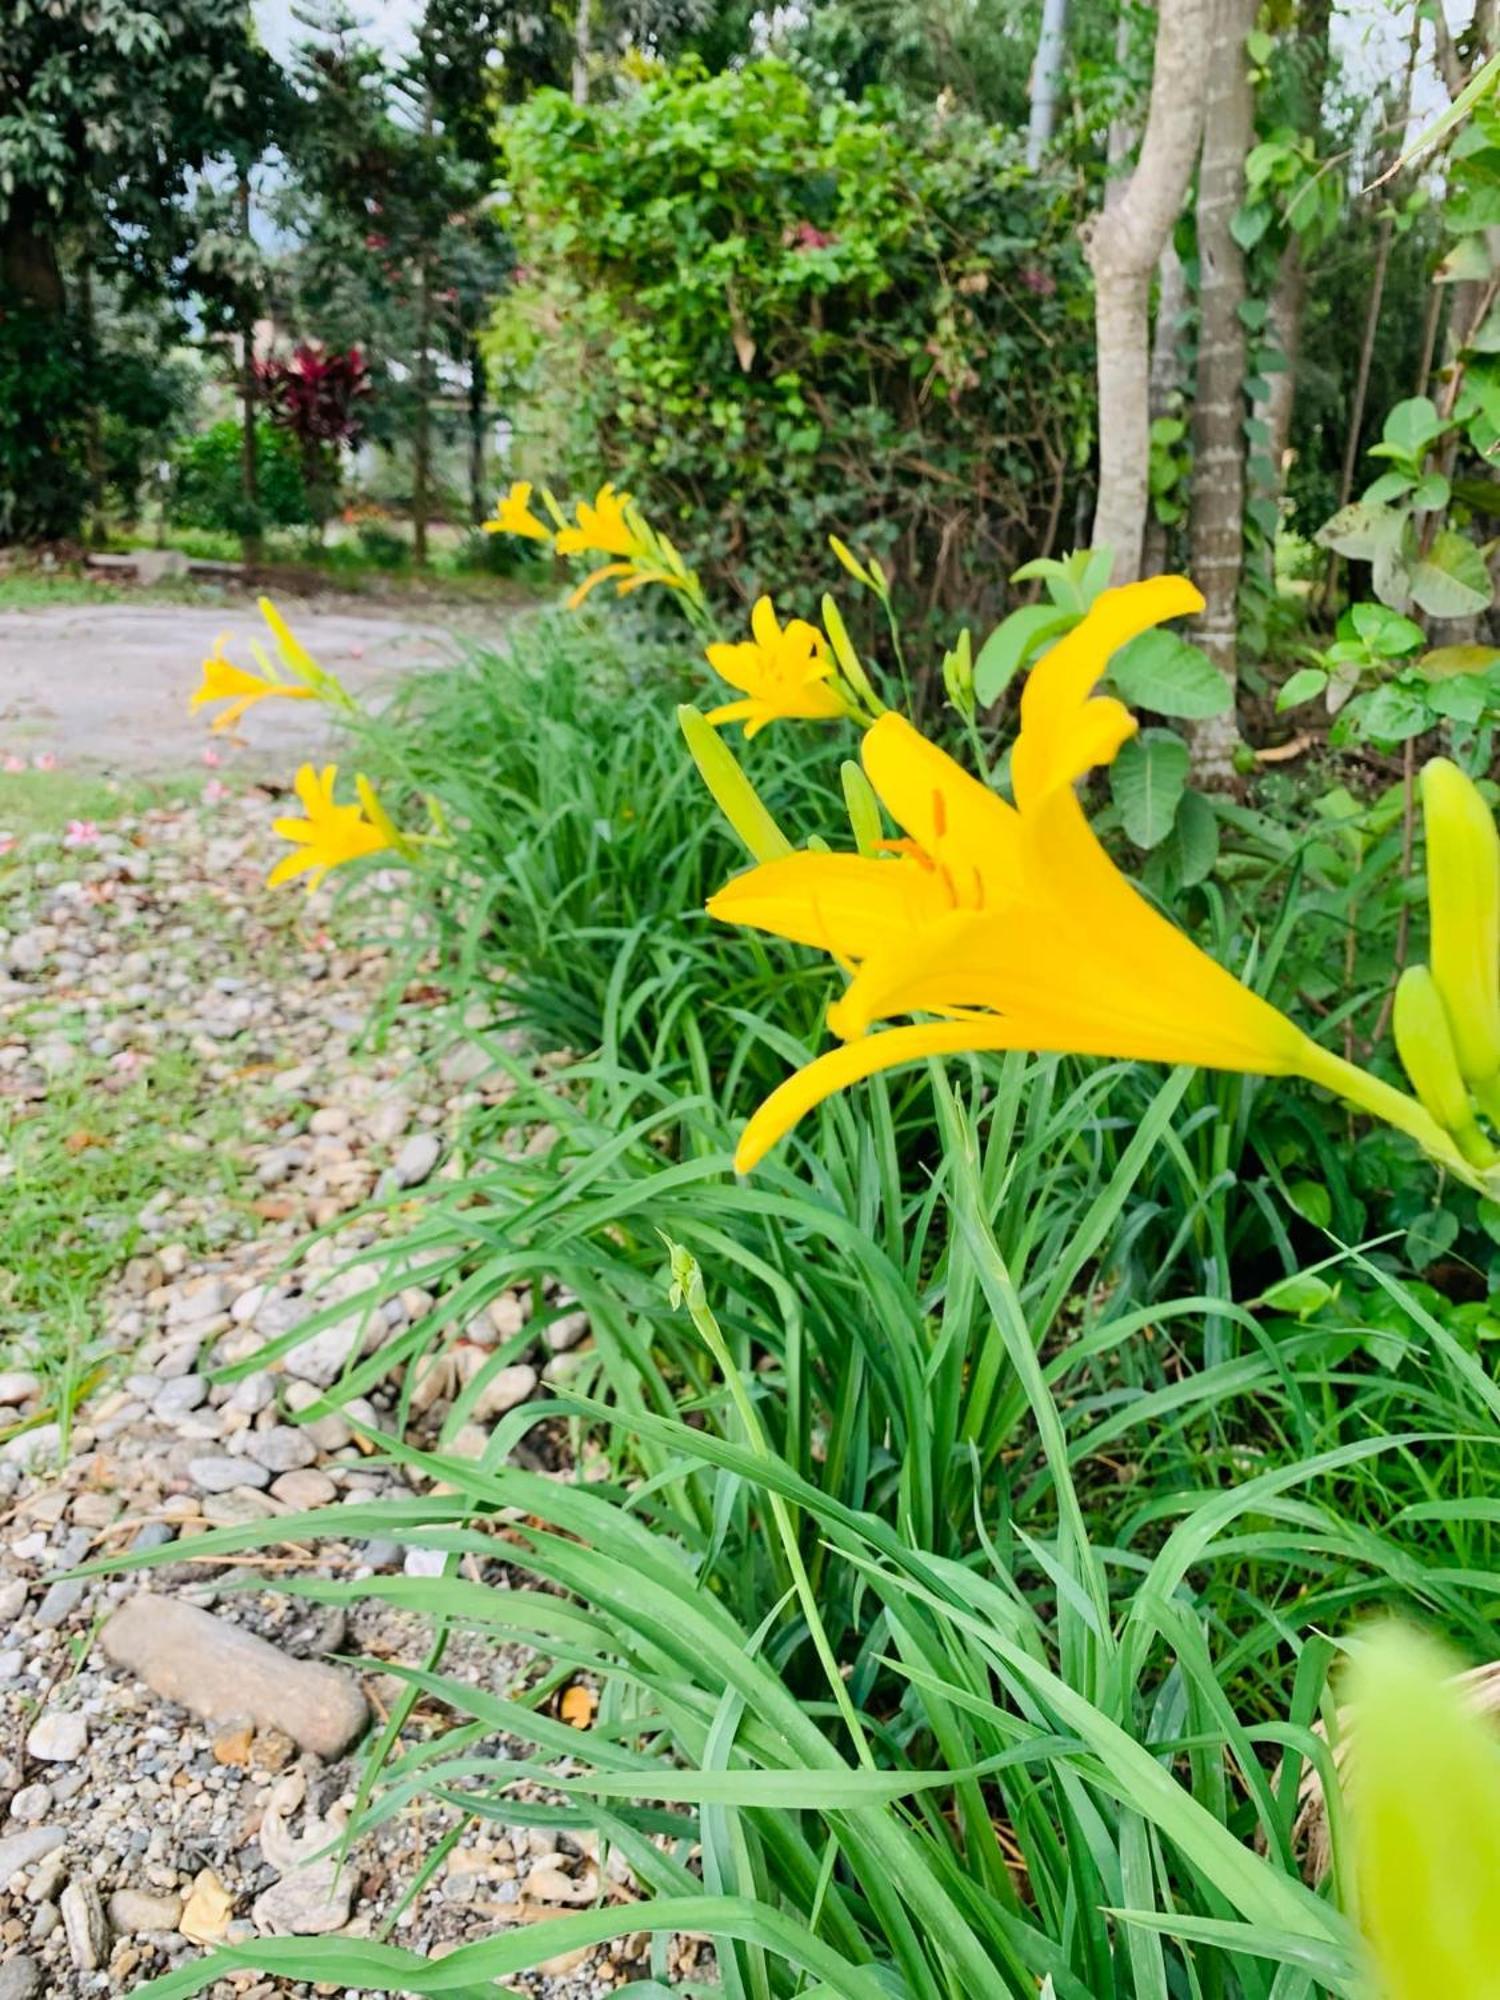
[109,1048,147,1075]
[0,832,16,856]
[2,756,24,774]
[202,746,222,768]
[62,819,100,849]
[203,778,230,804]
[33,753,57,772]
[347,642,365,660]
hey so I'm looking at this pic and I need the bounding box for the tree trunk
[1026,0,1070,169]
[468,339,487,527]
[412,251,433,568]
[1085,0,1210,583]
[1,203,64,313]
[1142,240,1189,575]
[76,254,106,548]
[1186,0,1256,785]
[237,174,262,568]
[572,0,591,105]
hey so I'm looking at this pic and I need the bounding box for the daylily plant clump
[486,478,706,614]
[188,597,428,890]
[688,572,1500,1194]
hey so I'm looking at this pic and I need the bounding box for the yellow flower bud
[1421,757,1500,1094]
[1393,964,1495,1169]
[677,705,793,864]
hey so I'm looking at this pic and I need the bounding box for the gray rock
[0,1372,40,1406]
[129,1522,176,1553]
[392,1131,441,1187]
[0,1649,24,1682]
[101,1592,368,1758]
[7,1786,51,1825]
[188,1454,270,1493]
[283,1313,361,1387]
[2,1424,58,1470]
[0,1579,27,1621]
[0,1827,65,1885]
[471,1361,537,1421]
[358,1538,402,1572]
[60,1878,108,1970]
[268,1468,335,1509]
[228,1370,275,1413]
[247,1425,316,1474]
[0,1954,42,1999]
[25,1709,87,1763]
[152,1374,207,1416]
[107,1887,184,1934]
[33,1579,84,1630]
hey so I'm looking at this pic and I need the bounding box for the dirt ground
[0,600,497,776]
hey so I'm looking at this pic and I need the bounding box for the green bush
[497,60,1094,625]
[169,417,312,535]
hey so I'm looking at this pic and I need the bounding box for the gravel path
[0,788,660,1993]
[0,602,474,775]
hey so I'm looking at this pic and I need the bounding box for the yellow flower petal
[708,851,959,961]
[1011,575,1203,810]
[487,479,553,542]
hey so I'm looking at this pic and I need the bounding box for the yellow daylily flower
[705,597,850,738]
[556,483,642,560]
[267,764,397,891]
[485,479,553,543]
[707,575,1461,1176]
[190,642,315,734]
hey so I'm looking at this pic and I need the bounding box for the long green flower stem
[1298,1037,1497,1194]
[663,1238,876,1772]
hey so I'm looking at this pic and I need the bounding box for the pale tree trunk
[237,174,261,569]
[1085,0,1210,583]
[1142,240,1189,577]
[572,0,591,105]
[1026,0,1070,168]
[1186,0,1256,785]
[412,252,433,568]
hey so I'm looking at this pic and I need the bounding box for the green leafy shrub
[497,60,1093,624]
[169,417,312,535]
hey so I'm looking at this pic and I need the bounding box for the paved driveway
[0,600,478,776]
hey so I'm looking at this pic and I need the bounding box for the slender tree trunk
[467,340,487,527]
[572,0,591,105]
[76,253,106,547]
[236,174,261,568]
[1085,0,1210,583]
[1142,241,1189,576]
[412,256,433,568]
[1186,0,1256,785]
[1026,0,1070,169]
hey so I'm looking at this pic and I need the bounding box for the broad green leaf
[1314,499,1405,563]
[1258,1272,1334,1317]
[1110,631,1231,719]
[1409,529,1494,620]
[1369,395,1444,464]
[1355,683,1432,742]
[1418,643,1500,680]
[1230,203,1270,251]
[1110,730,1189,849]
[973,604,1076,706]
[1276,666,1327,711]
[1165,786,1220,887]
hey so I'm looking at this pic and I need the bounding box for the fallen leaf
[560,1683,597,1730]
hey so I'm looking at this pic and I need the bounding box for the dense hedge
[498,59,1094,623]
[0,304,86,542]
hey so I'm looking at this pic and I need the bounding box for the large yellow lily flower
[706,597,851,738]
[708,576,1460,1176]
[268,764,397,891]
[484,479,552,543]
[190,643,315,734]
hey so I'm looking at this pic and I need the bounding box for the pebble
[268,1467,335,1509]
[32,1579,85,1630]
[188,1454,270,1493]
[101,1593,369,1758]
[7,1787,51,1826]
[129,1521,176,1553]
[107,1888,184,1935]
[393,1132,441,1187]
[0,1372,40,1407]
[59,1880,108,1970]
[0,1579,26,1622]
[0,1956,42,2000]
[152,1374,207,1416]
[471,1361,537,1421]
[247,1425,317,1474]
[228,1370,275,1413]
[0,1828,65,1886]
[24,1711,87,1764]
